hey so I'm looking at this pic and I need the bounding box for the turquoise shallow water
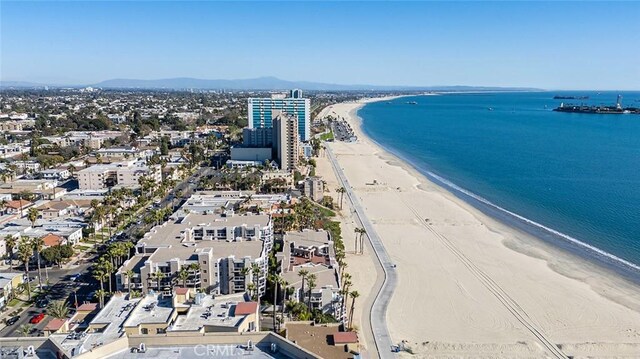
[358,91,640,271]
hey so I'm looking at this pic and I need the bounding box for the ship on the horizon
[554,95,640,115]
[553,95,589,100]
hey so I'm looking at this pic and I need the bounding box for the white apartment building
[117,213,273,296]
[77,161,161,190]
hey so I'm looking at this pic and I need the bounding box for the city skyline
[1,1,639,90]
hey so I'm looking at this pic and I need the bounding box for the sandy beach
[315,98,640,358]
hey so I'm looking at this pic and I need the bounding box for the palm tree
[246,283,256,299]
[47,300,69,319]
[95,289,106,309]
[240,265,250,281]
[18,324,32,337]
[336,187,346,209]
[5,235,16,268]
[358,228,367,254]
[17,238,33,300]
[298,269,309,304]
[67,164,77,178]
[269,274,284,332]
[353,228,359,254]
[250,263,261,306]
[125,270,135,292]
[93,267,108,294]
[30,237,44,289]
[152,270,165,293]
[348,290,360,329]
[306,274,317,311]
[99,259,114,292]
[27,207,39,228]
[178,267,189,288]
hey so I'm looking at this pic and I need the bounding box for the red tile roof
[332,332,358,344]
[174,287,189,295]
[77,303,98,312]
[6,199,31,209]
[42,233,63,247]
[44,318,66,331]
[234,302,258,316]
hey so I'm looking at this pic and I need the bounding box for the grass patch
[320,131,334,141]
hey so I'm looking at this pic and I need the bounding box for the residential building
[282,263,343,323]
[226,160,263,169]
[0,273,24,308]
[40,167,71,181]
[95,146,141,160]
[15,160,41,173]
[304,177,324,202]
[242,127,274,148]
[120,291,260,336]
[261,170,294,188]
[230,147,272,163]
[273,111,299,172]
[300,143,313,159]
[0,142,30,159]
[77,161,161,190]
[248,91,310,141]
[281,230,344,323]
[117,212,273,296]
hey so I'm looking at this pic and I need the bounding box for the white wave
[426,170,640,273]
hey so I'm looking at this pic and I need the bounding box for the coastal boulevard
[325,143,398,359]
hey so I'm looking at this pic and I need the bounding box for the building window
[141,328,149,335]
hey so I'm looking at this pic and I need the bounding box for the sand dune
[315,100,640,358]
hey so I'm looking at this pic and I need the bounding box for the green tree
[336,187,346,210]
[178,267,189,288]
[18,324,32,337]
[47,300,69,319]
[5,235,16,267]
[306,274,317,311]
[17,238,33,300]
[151,270,165,293]
[297,269,309,305]
[30,237,45,289]
[95,289,106,309]
[27,207,39,228]
[349,290,360,329]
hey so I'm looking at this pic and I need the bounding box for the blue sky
[1,1,638,90]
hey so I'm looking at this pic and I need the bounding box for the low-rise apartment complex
[117,212,273,296]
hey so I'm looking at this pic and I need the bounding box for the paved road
[325,145,397,359]
[0,262,95,337]
[0,167,213,337]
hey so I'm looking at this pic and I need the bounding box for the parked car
[36,299,48,308]
[6,316,20,326]
[29,313,45,324]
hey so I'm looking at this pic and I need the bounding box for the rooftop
[286,322,357,359]
[282,264,340,292]
[138,212,270,247]
[124,293,174,327]
[169,293,254,332]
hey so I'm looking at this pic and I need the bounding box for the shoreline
[356,95,640,282]
[320,97,640,357]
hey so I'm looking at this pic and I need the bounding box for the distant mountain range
[0,76,541,92]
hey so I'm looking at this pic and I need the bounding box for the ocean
[358,91,640,275]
